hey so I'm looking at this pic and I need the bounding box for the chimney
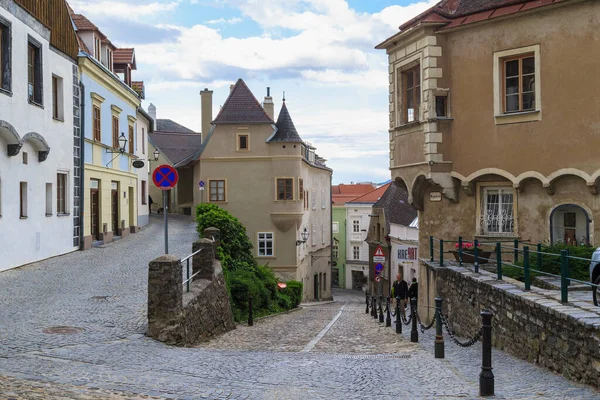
[148,103,156,122]
[263,87,274,120]
[200,88,213,138]
[230,84,235,93]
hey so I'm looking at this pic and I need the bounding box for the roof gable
[347,183,391,204]
[269,101,303,143]
[212,79,274,125]
[156,119,197,134]
[114,48,136,69]
[374,182,417,227]
[149,132,202,166]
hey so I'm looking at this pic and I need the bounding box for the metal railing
[429,236,600,304]
[181,248,202,292]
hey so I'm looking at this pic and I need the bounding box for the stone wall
[420,259,600,388]
[147,230,235,346]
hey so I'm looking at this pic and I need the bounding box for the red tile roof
[212,79,274,125]
[332,183,377,205]
[114,48,136,69]
[397,0,567,33]
[346,184,391,204]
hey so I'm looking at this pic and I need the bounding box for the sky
[68,0,437,184]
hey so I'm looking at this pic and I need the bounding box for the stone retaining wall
[420,259,600,388]
[147,230,235,346]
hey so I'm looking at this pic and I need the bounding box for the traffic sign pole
[163,189,168,254]
[153,165,179,255]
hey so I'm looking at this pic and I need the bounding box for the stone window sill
[46,213,52,217]
[0,87,12,97]
[53,117,64,122]
[494,110,540,125]
[28,99,44,109]
[20,216,28,219]
[57,213,70,217]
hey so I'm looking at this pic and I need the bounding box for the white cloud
[68,0,180,20]
[205,17,243,24]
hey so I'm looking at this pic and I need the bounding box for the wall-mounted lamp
[105,133,128,166]
[296,227,310,246]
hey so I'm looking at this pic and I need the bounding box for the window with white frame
[352,220,359,233]
[332,222,339,233]
[57,173,67,215]
[45,183,52,216]
[257,232,273,256]
[322,224,326,244]
[0,18,11,93]
[20,182,27,218]
[480,187,514,235]
[332,242,339,259]
[312,190,316,210]
[312,224,316,246]
[321,190,325,209]
[353,246,360,260]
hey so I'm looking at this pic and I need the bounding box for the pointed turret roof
[269,101,303,143]
[212,79,274,125]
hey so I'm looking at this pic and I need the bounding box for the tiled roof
[114,48,136,69]
[71,13,98,32]
[347,183,391,204]
[397,0,567,33]
[332,183,377,205]
[149,132,202,166]
[212,79,274,125]
[131,81,144,99]
[373,182,418,228]
[269,101,303,143]
[156,119,196,134]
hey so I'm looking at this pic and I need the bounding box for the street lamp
[153,148,159,161]
[296,227,310,246]
[105,133,128,166]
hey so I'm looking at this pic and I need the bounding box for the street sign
[153,165,179,190]
[199,180,205,191]
[374,246,385,257]
[375,276,382,283]
[373,256,385,263]
[132,160,145,169]
[375,263,384,275]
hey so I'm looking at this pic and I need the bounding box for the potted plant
[452,241,491,264]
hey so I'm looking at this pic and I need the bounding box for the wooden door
[111,188,118,233]
[90,188,100,240]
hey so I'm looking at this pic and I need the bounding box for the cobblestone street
[1,216,599,399]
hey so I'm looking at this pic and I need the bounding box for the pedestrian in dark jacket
[408,278,418,303]
[148,195,154,213]
[391,270,409,319]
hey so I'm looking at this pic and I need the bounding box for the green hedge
[196,204,303,322]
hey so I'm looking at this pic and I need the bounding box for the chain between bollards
[480,309,494,397]
[385,297,391,327]
[378,295,384,323]
[410,297,418,343]
[434,297,444,359]
[248,295,254,326]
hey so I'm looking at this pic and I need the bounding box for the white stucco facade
[344,202,372,289]
[0,4,78,271]
[136,108,151,227]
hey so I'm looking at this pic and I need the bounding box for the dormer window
[106,48,113,71]
[94,37,100,60]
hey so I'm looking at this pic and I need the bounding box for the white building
[344,184,390,290]
[0,0,80,272]
[390,217,419,283]
[136,106,153,227]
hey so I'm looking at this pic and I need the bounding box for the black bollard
[434,297,444,359]
[410,297,418,343]
[395,296,402,334]
[365,292,370,314]
[480,309,494,397]
[378,296,384,323]
[248,295,254,326]
[372,296,377,319]
[385,297,391,327]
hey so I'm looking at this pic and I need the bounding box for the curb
[299,300,337,307]
[242,306,304,325]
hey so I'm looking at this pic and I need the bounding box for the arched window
[550,204,590,246]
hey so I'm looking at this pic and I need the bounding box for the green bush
[282,280,303,307]
[510,243,594,282]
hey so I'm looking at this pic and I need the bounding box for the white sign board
[373,256,386,263]
[397,245,418,261]
[429,192,442,202]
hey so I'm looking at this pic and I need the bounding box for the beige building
[376,0,600,256]
[185,80,333,301]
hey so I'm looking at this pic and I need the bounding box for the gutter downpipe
[79,82,85,250]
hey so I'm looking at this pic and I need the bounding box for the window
[321,190,325,209]
[209,180,226,202]
[402,65,420,123]
[20,182,27,218]
[332,222,339,233]
[277,178,293,200]
[112,116,119,148]
[564,212,576,228]
[0,19,11,92]
[57,173,67,214]
[93,106,101,141]
[257,232,274,256]
[22,152,27,164]
[106,48,113,71]
[435,96,447,117]
[52,75,64,120]
[312,190,316,210]
[332,243,339,259]
[238,134,248,151]
[94,37,101,60]
[322,225,326,244]
[141,180,147,205]
[142,128,145,154]
[128,125,134,154]
[312,224,317,246]
[353,246,360,260]
[299,179,304,200]
[503,54,535,113]
[353,220,359,233]
[27,40,42,105]
[45,183,52,216]
[480,187,514,235]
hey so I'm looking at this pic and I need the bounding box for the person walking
[148,195,154,214]
[408,277,418,304]
[391,270,409,319]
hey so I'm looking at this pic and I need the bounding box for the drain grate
[43,326,85,335]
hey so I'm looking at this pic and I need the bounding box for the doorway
[90,180,100,240]
[111,182,119,234]
[128,186,134,227]
[313,273,319,301]
[352,270,367,290]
